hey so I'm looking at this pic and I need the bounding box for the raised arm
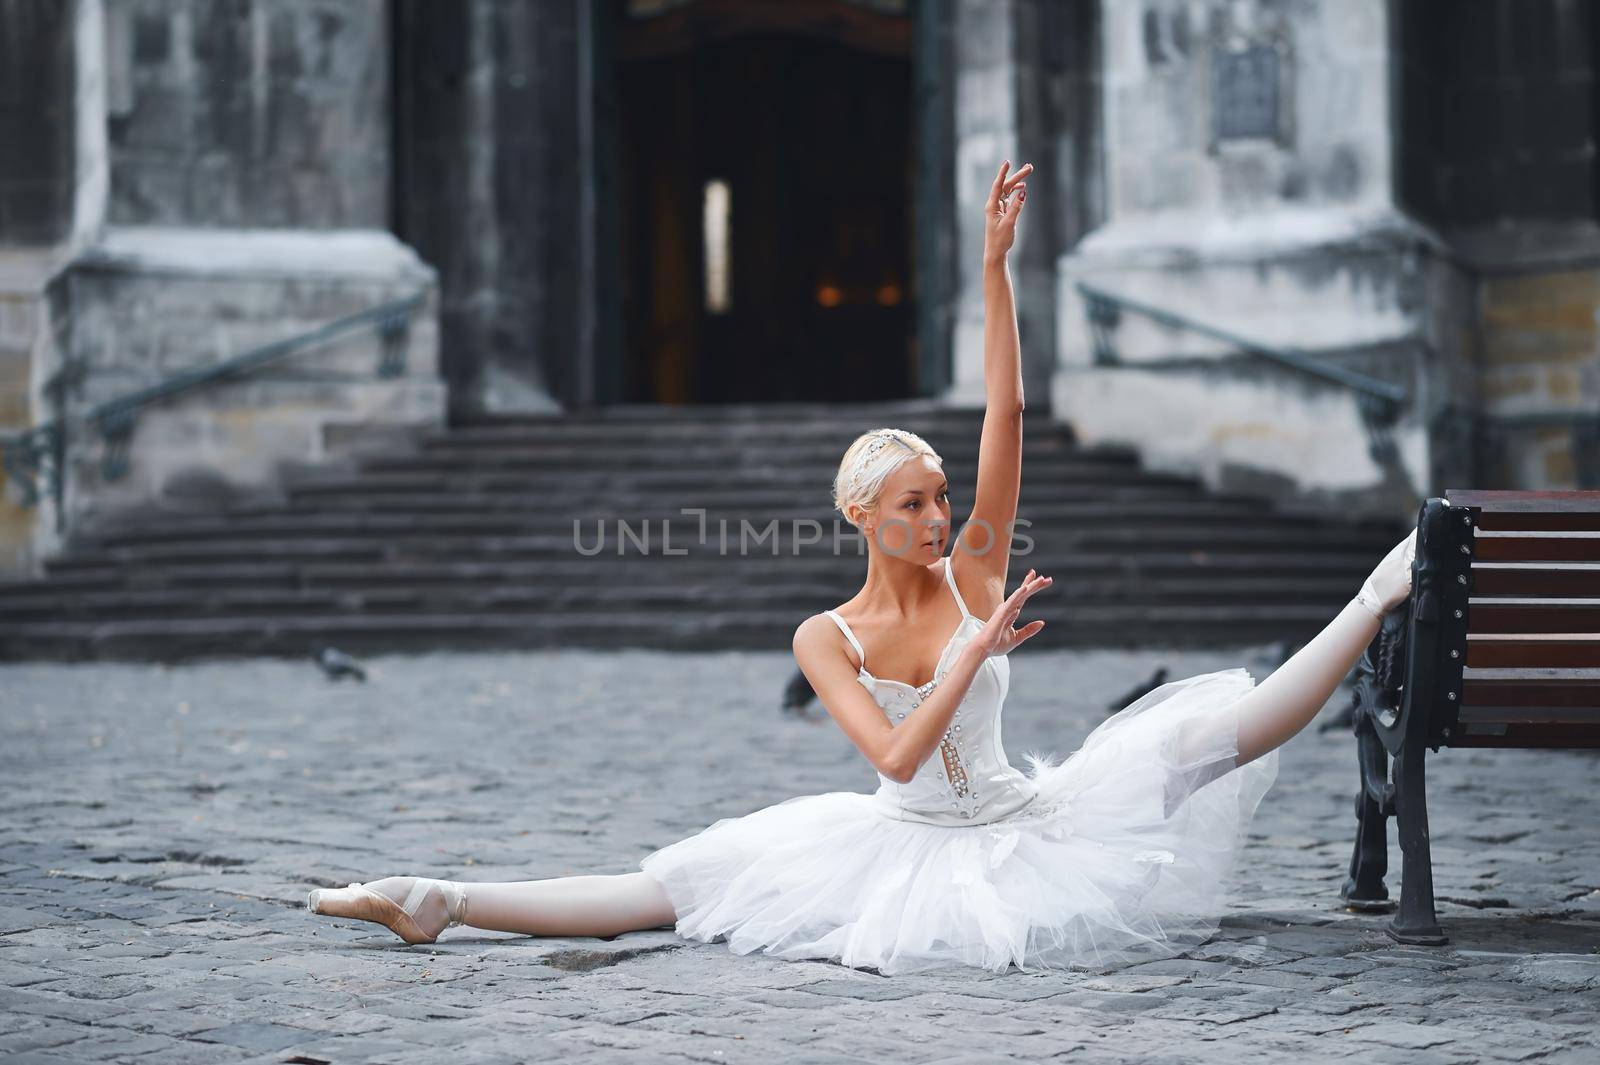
[954,160,1032,619]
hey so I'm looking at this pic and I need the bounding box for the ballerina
[308,160,1418,975]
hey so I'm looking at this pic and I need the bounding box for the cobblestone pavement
[2,643,1598,1064]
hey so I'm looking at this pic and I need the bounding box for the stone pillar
[392,0,582,418]
[1052,0,1468,520]
[0,0,108,569]
[104,0,390,229]
[948,0,1067,412]
[0,0,81,246]
[0,0,445,570]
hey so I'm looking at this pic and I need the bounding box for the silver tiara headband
[846,431,911,496]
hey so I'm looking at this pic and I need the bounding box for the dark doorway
[616,0,915,404]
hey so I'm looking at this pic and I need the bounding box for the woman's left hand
[983,160,1032,265]
[969,567,1052,659]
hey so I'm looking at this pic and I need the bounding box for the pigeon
[1107,666,1168,715]
[1265,637,1296,670]
[781,667,817,717]
[310,640,367,682]
[1318,699,1356,733]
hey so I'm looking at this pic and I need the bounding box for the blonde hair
[832,427,942,528]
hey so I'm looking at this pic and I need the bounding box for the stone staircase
[0,401,1407,661]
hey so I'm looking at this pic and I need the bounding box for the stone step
[0,603,1352,662]
[279,461,1183,498]
[40,523,1399,572]
[242,480,1237,515]
[433,411,1097,442]
[8,549,1383,593]
[415,425,1033,453]
[78,499,1392,548]
[415,407,1015,451]
[0,574,1366,622]
[443,399,987,430]
[359,446,1085,473]
[209,479,1222,511]
[404,422,1118,462]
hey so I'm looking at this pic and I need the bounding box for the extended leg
[1157,596,1382,819]
[459,871,678,938]
[1232,599,1382,768]
[1231,527,1416,768]
[311,870,679,943]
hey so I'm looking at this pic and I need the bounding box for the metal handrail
[1077,281,1409,412]
[1079,281,1600,485]
[0,291,425,515]
[1076,280,1412,469]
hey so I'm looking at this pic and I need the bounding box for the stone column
[1052,0,1467,520]
[947,0,1067,412]
[0,0,108,568]
[392,0,585,418]
[0,0,446,570]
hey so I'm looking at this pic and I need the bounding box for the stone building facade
[0,0,442,572]
[1,0,1595,574]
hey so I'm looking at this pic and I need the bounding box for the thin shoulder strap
[822,609,867,670]
[943,555,973,618]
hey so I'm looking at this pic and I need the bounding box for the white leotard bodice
[823,557,1039,827]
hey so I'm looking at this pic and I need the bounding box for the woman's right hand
[1356,527,1418,619]
[970,568,1052,659]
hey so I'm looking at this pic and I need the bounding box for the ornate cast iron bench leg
[1344,630,1395,914]
[1340,498,1459,946]
[1341,616,1400,914]
[1341,608,1448,943]
[1391,704,1446,944]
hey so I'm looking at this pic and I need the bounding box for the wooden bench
[1339,489,1600,944]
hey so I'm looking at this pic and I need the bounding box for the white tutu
[639,667,1279,975]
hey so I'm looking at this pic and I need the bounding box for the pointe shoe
[307,876,467,945]
[1355,527,1418,620]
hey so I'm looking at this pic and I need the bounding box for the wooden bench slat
[1473,562,1600,596]
[1448,729,1600,748]
[1473,512,1600,531]
[1447,488,1600,514]
[1466,634,1600,667]
[1460,671,1600,713]
[1459,705,1600,724]
[1473,530,1600,562]
[1461,667,1600,681]
[1467,600,1600,633]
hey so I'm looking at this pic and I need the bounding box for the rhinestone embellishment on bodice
[894,676,977,814]
[822,559,1030,824]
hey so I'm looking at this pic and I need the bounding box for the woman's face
[868,456,951,560]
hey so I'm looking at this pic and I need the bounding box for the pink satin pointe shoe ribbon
[307,877,468,944]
